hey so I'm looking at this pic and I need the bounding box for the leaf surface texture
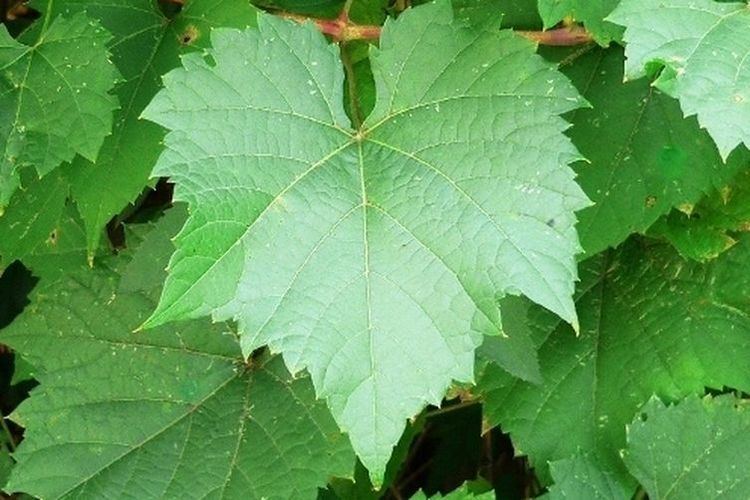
[142,1,590,478]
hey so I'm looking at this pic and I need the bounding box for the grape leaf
[537,0,622,44]
[2,212,354,499]
[560,46,746,255]
[411,483,495,499]
[477,296,541,384]
[479,235,750,491]
[141,1,589,479]
[650,169,750,262]
[547,455,632,499]
[0,169,69,268]
[0,12,118,212]
[609,0,750,159]
[10,354,35,386]
[624,395,750,499]
[28,0,258,257]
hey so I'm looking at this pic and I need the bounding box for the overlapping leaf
[1,210,354,499]
[537,0,622,44]
[140,1,589,479]
[610,0,750,158]
[479,235,750,492]
[624,395,750,499]
[22,0,258,258]
[650,169,750,261]
[560,47,746,255]
[0,12,118,211]
[547,455,631,499]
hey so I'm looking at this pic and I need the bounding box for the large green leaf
[560,47,745,255]
[537,0,622,44]
[624,395,750,499]
[0,12,118,211]
[28,0,258,257]
[609,0,750,159]
[1,211,354,499]
[141,1,589,479]
[479,235,750,492]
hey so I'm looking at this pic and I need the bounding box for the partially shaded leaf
[479,235,750,491]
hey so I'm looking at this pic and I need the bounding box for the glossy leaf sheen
[142,2,589,479]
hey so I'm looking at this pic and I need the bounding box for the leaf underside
[141,1,589,479]
[610,0,750,159]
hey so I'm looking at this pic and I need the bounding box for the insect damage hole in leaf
[140,0,590,481]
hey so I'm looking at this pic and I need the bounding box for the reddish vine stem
[279,10,381,42]
[517,25,593,46]
[278,10,592,46]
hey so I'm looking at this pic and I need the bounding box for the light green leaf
[141,1,589,479]
[624,395,750,500]
[2,213,354,499]
[538,0,622,44]
[29,0,258,257]
[649,169,750,262]
[479,235,750,492]
[547,455,632,499]
[560,47,746,255]
[609,0,750,158]
[0,12,118,211]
